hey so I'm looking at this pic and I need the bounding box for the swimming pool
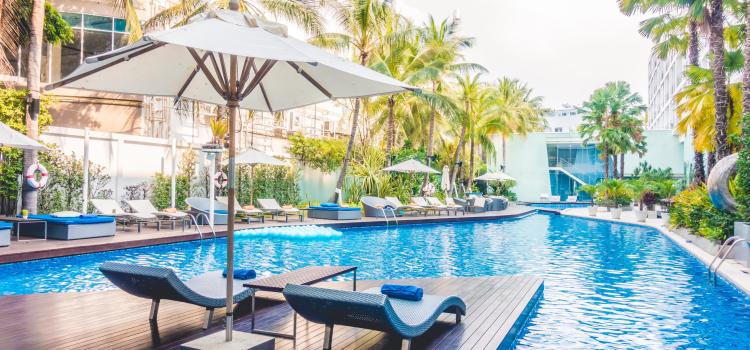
[1,213,749,348]
[527,202,591,210]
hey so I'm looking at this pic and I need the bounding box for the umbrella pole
[225,55,239,342]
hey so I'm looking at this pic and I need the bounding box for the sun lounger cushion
[308,206,360,211]
[381,284,423,301]
[27,214,115,225]
[0,221,12,230]
[320,203,339,207]
[214,210,229,214]
[51,211,82,217]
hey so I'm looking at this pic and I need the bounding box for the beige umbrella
[231,147,286,203]
[382,159,440,174]
[0,121,46,150]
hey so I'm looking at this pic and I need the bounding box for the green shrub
[151,174,190,210]
[239,165,300,206]
[38,149,111,213]
[287,133,345,173]
[670,186,740,241]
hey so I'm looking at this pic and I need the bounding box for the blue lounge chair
[282,284,466,350]
[99,262,253,329]
[0,221,11,246]
[26,214,115,240]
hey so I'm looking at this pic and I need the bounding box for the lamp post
[201,144,223,227]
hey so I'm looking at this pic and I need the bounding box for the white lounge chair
[257,198,303,222]
[91,199,159,232]
[549,195,561,202]
[126,200,190,231]
[566,195,578,202]
[468,197,486,213]
[385,196,425,216]
[216,196,265,223]
[426,196,465,216]
[411,197,443,216]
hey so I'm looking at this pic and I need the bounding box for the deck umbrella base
[180,330,274,350]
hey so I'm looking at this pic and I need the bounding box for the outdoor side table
[2,217,47,241]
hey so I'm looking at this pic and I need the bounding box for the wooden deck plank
[0,276,543,350]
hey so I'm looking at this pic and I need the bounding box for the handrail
[187,212,217,240]
[708,236,747,284]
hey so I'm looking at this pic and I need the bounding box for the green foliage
[670,186,741,241]
[151,174,190,210]
[239,165,300,206]
[737,112,750,219]
[16,1,74,44]
[287,133,346,173]
[631,161,673,181]
[594,179,632,208]
[38,149,112,213]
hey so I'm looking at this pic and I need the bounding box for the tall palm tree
[21,0,44,213]
[450,73,485,192]
[311,0,391,201]
[707,0,729,160]
[579,82,646,180]
[739,0,750,214]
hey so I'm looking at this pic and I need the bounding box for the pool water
[527,202,591,210]
[2,213,749,348]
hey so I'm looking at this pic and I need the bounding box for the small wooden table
[243,265,357,340]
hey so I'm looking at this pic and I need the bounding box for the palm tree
[707,0,729,160]
[739,0,750,214]
[450,73,485,192]
[311,0,391,201]
[21,0,45,214]
[119,0,325,42]
[579,82,646,180]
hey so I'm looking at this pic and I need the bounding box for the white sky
[390,0,653,109]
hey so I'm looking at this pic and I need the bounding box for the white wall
[495,133,551,202]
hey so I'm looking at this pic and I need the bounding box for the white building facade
[646,51,687,131]
[544,107,583,133]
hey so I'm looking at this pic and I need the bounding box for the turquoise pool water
[1,213,749,348]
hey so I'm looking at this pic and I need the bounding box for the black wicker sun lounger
[282,284,466,350]
[99,262,253,329]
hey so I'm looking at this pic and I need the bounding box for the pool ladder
[380,207,398,228]
[188,213,217,240]
[707,236,748,284]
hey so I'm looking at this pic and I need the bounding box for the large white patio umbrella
[232,147,286,203]
[382,159,440,174]
[47,2,412,342]
[474,171,516,182]
[0,121,46,150]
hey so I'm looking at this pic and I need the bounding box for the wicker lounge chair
[257,198,303,222]
[361,196,400,218]
[467,196,487,213]
[99,262,253,329]
[126,199,190,230]
[91,199,159,232]
[283,284,466,350]
[185,197,229,225]
[216,196,266,223]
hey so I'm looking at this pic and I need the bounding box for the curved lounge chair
[361,196,399,218]
[99,262,253,329]
[283,284,466,350]
[185,197,229,225]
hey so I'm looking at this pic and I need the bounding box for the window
[3,12,129,82]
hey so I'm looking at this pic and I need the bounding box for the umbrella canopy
[232,147,286,166]
[47,2,412,342]
[48,10,413,112]
[440,165,451,192]
[0,121,46,150]
[475,171,516,182]
[383,159,440,174]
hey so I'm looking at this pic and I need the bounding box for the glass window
[84,15,112,31]
[114,19,127,33]
[113,33,130,49]
[83,30,113,57]
[61,13,82,27]
[60,30,82,77]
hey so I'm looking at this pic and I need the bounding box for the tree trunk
[612,154,619,179]
[707,151,716,173]
[449,123,467,194]
[620,153,625,179]
[385,96,395,166]
[334,53,368,201]
[422,83,437,189]
[689,19,707,185]
[709,0,730,160]
[467,134,475,189]
[738,0,750,212]
[603,147,609,180]
[22,0,44,214]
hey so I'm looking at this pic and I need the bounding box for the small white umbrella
[474,171,516,182]
[231,147,286,203]
[0,121,46,150]
[48,3,412,342]
[382,159,440,174]
[440,165,451,192]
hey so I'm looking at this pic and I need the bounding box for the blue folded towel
[320,202,339,208]
[384,204,396,210]
[222,268,256,280]
[79,214,98,219]
[381,284,423,301]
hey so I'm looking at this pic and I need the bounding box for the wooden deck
[0,205,536,263]
[0,276,543,350]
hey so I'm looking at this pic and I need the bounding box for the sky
[390,0,653,109]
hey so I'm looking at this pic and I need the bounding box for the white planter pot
[635,210,648,223]
[587,206,598,217]
[661,212,670,227]
[647,210,658,220]
[611,208,622,219]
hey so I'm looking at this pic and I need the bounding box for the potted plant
[21,209,28,220]
[642,190,659,220]
[578,184,598,216]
